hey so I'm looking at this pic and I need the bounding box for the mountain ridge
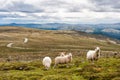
[0,23,120,40]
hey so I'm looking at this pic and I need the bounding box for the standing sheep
[86,47,101,62]
[42,57,52,70]
[54,53,72,68]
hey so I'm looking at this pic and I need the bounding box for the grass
[0,58,119,80]
[0,26,120,80]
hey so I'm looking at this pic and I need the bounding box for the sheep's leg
[95,58,98,61]
[66,63,69,68]
[88,59,92,63]
[92,59,94,64]
[67,62,72,68]
[53,64,57,68]
[88,59,91,63]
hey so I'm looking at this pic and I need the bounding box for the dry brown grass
[0,26,119,61]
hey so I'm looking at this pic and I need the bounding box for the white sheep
[23,38,28,43]
[86,47,101,62]
[54,53,72,68]
[42,57,52,70]
[7,43,14,48]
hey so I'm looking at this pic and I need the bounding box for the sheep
[86,47,101,63]
[54,53,72,68]
[7,43,14,48]
[42,57,52,70]
[23,38,28,43]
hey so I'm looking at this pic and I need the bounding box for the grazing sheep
[54,53,72,68]
[23,38,28,43]
[7,43,14,48]
[42,57,52,70]
[87,47,101,62]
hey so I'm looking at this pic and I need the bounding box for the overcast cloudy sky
[0,0,120,24]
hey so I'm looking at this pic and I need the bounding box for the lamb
[86,47,101,62]
[54,53,72,68]
[42,57,52,70]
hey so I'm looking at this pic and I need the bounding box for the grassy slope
[0,26,120,80]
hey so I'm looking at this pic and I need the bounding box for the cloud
[0,0,44,13]
[0,0,120,24]
[91,0,120,12]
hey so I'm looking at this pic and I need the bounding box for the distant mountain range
[0,23,120,40]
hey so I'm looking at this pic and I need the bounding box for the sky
[0,0,120,24]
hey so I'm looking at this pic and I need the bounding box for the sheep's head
[67,53,72,56]
[45,63,51,70]
[95,47,101,58]
[95,47,100,50]
[67,53,72,62]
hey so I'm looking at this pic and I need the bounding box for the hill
[0,23,120,40]
[0,26,120,80]
[0,26,120,60]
